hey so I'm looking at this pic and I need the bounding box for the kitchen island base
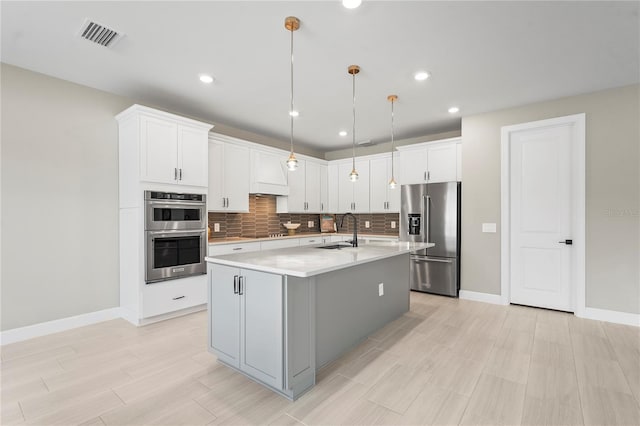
[207,253,410,400]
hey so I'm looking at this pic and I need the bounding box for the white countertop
[208,233,398,246]
[205,241,433,277]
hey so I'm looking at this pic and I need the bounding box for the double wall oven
[144,191,207,283]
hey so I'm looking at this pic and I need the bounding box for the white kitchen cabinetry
[208,241,262,256]
[208,139,250,212]
[134,109,210,187]
[250,149,289,196]
[327,164,340,213]
[286,160,324,213]
[369,156,400,213]
[398,138,461,185]
[260,239,300,250]
[338,160,370,213]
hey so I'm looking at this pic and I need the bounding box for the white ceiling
[2,1,638,152]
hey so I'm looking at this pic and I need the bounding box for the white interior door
[509,124,574,311]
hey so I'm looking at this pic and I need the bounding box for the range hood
[249,149,290,196]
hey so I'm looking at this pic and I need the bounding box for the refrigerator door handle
[412,256,453,264]
[423,195,431,243]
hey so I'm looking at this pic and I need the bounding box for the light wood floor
[2,292,639,425]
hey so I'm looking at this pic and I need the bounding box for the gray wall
[461,84,639,315]
[1,64,131,330]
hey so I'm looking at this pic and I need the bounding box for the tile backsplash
[208,195,399,239]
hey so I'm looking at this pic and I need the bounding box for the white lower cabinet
[142,276,206,319]
[260,239,300,250]
[208,241,261,256]
[209,264,314,398]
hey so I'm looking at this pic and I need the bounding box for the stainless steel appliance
[144,191,207,283]
[400,182,461,296]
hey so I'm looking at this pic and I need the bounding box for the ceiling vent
[77,19,124,48]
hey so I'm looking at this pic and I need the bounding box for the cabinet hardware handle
[179,168,183,180]
[427,171,430,180]
[309,240,315,243]
[175,168,178,180]
[238,276,244,295]
[558,239,573,245]
[233,275,239,294]
[233,247,243,251]
[172,295,185,300]
[321,202,324,211]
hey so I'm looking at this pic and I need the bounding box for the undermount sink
[316,244,352,250]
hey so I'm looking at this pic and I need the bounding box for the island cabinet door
[239,269,284,390]
[209,264,241,368]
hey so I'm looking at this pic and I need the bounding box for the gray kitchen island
[205,241,432,400]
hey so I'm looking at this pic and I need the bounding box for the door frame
[500,113,586,315]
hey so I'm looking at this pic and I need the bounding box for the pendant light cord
[391,98,395,177]
[352,71,356,170]
[290,27,294,154]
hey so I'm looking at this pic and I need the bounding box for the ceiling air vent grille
[78,19,124,47]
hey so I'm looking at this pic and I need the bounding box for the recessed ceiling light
[289,110,299,117]
[414,71,430,81]
[199,74,214,84]
[448,107,460,114]
[339,131,348,137]
[342,0,362,9]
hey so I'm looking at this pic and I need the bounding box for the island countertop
[205,241,433,277]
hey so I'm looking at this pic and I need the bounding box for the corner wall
[461,84,639,314]
[1,63,132,330]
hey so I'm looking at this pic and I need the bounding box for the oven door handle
[411,256,453,264]
[147,230,206,238]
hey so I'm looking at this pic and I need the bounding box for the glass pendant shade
[286,152,298,171]
[388,177,397,189]
[349,168,359,182]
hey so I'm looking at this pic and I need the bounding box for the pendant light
[285,16,300,171]
[348,65,360,182]
[388,94,398,189]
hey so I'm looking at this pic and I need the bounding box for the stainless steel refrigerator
[400,182,461,297]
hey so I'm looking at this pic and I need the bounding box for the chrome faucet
[339,213,358,247]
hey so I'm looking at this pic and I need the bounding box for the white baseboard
[0,307,123,346]
[459,290,506,305]
[578,307,640,327]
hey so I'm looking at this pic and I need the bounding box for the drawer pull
[172,296,185,300]
[232,247,243,251]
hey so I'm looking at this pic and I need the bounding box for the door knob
[558,239,573,245]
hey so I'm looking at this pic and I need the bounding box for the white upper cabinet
[116,105,213,189]
[338,160,370,213]
[327,163,340,213]
[250,150,289,196]
[369,156,400,213]
[208,139,250,212]
[286,160,324,213]
[398,138,461,185]
[319,164,329,213]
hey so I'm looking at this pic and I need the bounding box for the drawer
[208,241,261,256]
[142,275,207,318]
[329,235,350,242]
[298,237,325,246]
[261,239,300,250]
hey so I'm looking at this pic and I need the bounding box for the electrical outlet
[482,223,497,233]
[308,221,314,228]
[365,221,370,228]
[214,223,220,232]
[391,221,396,229]
[378,283,384,296]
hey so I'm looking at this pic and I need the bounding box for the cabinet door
[369,157,389,213]
[427,144,457,183]
[210,264,241,368]
[319,164,328,213]
[352,160,370,213]
[177,126,208,187]
[399,147,428,184]
[140,115,178,184]
[287,160,307,213]
[305,161,322,213]
[240,269,283,389]
[208,141,225,211]
[327,164,340,213]
[224,144,250,212]
[338,162,355,212]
